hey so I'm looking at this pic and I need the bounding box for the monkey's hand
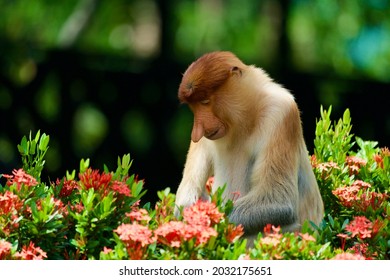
[174,190,199,218]
[228,196,298,235]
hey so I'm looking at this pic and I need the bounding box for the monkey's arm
[229,178,300,234]
[229,103,302,234]
[175,140,212,214]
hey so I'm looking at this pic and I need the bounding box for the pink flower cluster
[0,240,46,260]
[311,155,339,179]
[155,200,225,248]
[345,156,367,176]
[110,200,243,259]
[373,147,389,169]
[2,169,38,190]
[0,191,23,215]
[114,223,155,260]
[14,242,47,260]
[345,216,373,239]
[332,252,365,260]
[332,180,387,211]
[337,216,378,259]
[0,239,12,259]
[55,168,133,198]
[260,225,283,246]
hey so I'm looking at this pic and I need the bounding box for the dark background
[1,0,389,204]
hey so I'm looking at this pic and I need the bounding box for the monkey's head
[178,51,247,143]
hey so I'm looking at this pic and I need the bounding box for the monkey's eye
[200,99,210,105]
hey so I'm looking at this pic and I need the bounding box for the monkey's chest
[212,153,255,200]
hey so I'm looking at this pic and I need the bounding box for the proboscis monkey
[175,51,324,243]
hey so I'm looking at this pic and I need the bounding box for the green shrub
[1,106,389,260]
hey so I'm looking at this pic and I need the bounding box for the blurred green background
[1,0,389,203]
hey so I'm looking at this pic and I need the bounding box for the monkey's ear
[230,66,242,77]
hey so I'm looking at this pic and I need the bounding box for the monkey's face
[189,100,227,143]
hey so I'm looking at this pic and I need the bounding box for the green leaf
[39,133,50,151]
[34,130,41,143]
[29,139,37,155]
[80,158,90,173]
[18,136,28,154]
[342,108,350,124]
[66,169,76,180]
[341,218,349,230]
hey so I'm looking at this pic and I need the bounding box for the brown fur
[179,51,246,103]
[175,51,324,245]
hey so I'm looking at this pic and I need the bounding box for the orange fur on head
[178,51,246,104]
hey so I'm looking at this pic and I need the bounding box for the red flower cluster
[13,241,47,260]
[125,208,151,224]
[79,168,112,192]
[332,180,387,211]
[114,223,155,260]
[155,200,231,248]
[311,156,339,179]
[77,168,132,197]
[345,156,367,176]
[183,199,223,226]
[332,252,365,260]
[57,179,79,197]
[115,223,155,247]
[0,191,23,215]
[225,224,244,243]
[332,180,370,207]
[358,192,388,212]
[336,216,382,259]
[345,216,373,239]
[260,225,283,246]
[0,191,23,235]
[111,180,131,197]
[373,147,389,169]
[337,216,374,255]
[0,239,12,259]
[2,169,38,190]
[350,242,369,257]
[154,221,191,248]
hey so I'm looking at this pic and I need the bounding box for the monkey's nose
[191,123,204,143]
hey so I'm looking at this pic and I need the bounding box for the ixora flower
[114,222,155,260]
[154,221,218,247]
[332,252,365,260]
[2,168,38,190]
[345,156,367,175]
[0,190,24,215]
[0,239,12,259]
[111,180,131,197]
[125,208,151,223]
[14,241,47,260]
[298,233,316,242]
[56,178,79,197]
[345,216,373,239]
[114,222,155,247]
[183,200,224,226]
[154,221,186,248]
[78,168,132,197]
[332,180,387,211]
[259,225,283,246]
[373,147,390,168]
[225,224,244,243]
[153,200,224,247]
[79,168,112,191]
[316,161,340,176]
